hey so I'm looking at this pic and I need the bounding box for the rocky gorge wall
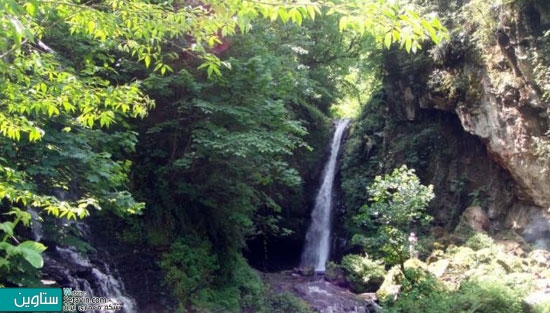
[340,0,550,249]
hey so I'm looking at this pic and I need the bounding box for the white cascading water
[29,211,137,313]
[301,119,350,272]
[29,208,43,242]
[55,245,137,313]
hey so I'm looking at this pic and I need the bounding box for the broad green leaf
[306,5,316,20]
[384,32,392,49]
[0,222,14,236]
[87,20,96,34]
[24,2,36,16]
[405,37,412,52]
[0,258,9,269]
[278,7,289,23]
[339,16,348,32]
[289,8,302,25]
[28,128,42,141]
[15,241,46,269]
[144,55,151,68]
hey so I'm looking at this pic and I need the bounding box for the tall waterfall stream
[301,119,350,272]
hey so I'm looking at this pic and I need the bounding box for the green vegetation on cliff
[337,1,550,313]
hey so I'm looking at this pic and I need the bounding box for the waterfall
[54,222,137,313]
[30,211,137,313]
[29,208,43,242]
[301,119,350,272]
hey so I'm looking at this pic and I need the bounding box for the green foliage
[353,165,434,266]
[332,0,449,53]
[533,30,550,103]
[383,229,550,313]
[384,270,451,313]
[160,240,267,312]
[186,254,266,312]
[533,301,550,313]
[159,238,219,310]
[340,94,386,220]
[341,254,386,293]
[0,125,143,284]
[427,68,482,104]
[264,292,314,313]
[0,208,46,286]
[457,280,523,313]
[460,0,501,47]
[384,277,524,313]
[465,232,495,251]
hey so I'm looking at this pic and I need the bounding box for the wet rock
[264,272,372,313]
[297,266,315,277]
[325,262,348,288]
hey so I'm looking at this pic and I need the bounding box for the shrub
[341,254,386,293]
[158,238,219,310]
[227,255,264,311]
[384,277,524,313]
[454,280,523,313]
[265,292,314,313]
[384,272,451,313]
[465,233,495,251]
[353,165,434,268]
[533,301,550,313]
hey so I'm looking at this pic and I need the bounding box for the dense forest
[0,0,549,313]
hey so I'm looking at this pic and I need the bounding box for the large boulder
[463,206,490,232]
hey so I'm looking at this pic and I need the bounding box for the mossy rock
[467,262,508,280]
[428,259,450,277]
[474,247,495,264]
[426,249,446,264]
[496,258,514,273]
[448,246,476,271]
[376,266,404,301]
[340,254,386,293]
[403,258,429,271]
[453,216,477,240]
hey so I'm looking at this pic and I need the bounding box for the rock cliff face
[381,0,550,245]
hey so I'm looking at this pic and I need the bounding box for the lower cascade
[301,119,350,272]
[30,211,137,313]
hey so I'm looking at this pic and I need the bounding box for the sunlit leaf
[13,241,47,269]
[384,32,392,49]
